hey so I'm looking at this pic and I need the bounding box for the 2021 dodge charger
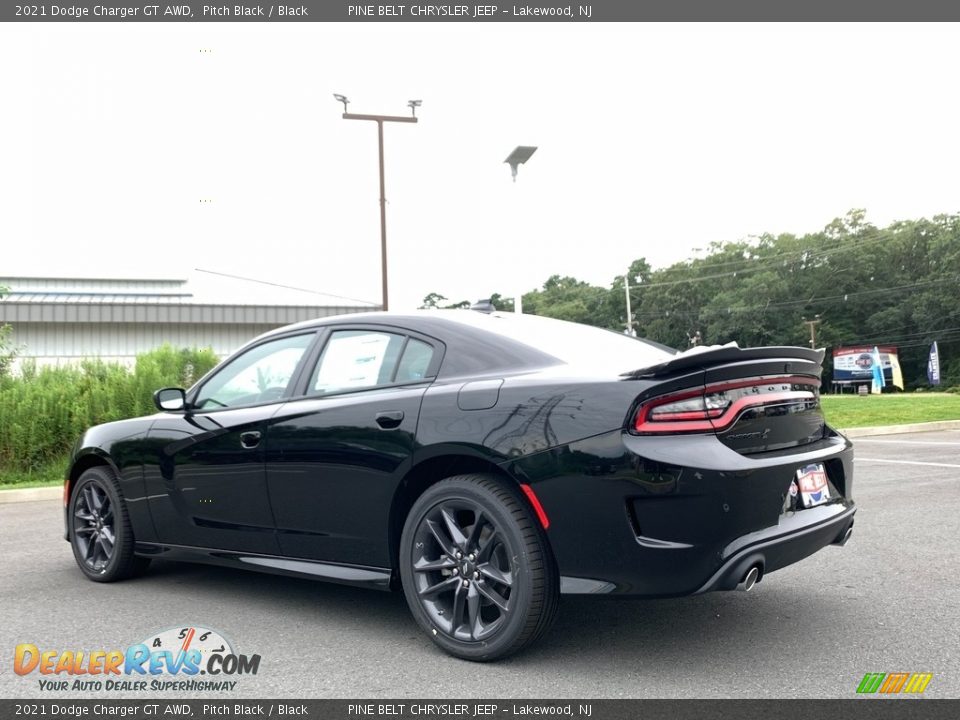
[64,310,855,660]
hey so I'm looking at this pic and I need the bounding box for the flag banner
[888,352,905,390]
[871,346,885,394]
[928,341,941,386]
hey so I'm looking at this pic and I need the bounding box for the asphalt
[2,429,958,699]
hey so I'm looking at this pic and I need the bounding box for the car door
[265,327,441,567]
[144,331,318,554]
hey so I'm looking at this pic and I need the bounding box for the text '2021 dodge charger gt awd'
[64,311,855,660]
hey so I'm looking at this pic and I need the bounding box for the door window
[195,334,313,409]
[309,331,435,395]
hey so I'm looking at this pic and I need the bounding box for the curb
[1,420,959,504]
[0,486,61,505]
[838,419,960,438]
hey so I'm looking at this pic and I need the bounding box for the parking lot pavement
[848,430,960,467]
[1,429,958,699]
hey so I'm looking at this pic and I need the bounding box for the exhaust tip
[737,565,760,592]
[834,526,853,547]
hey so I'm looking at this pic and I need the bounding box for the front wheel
[69,467,150,582]
[399,474,559,661]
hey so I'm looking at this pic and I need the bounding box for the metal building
[0,276,372,367]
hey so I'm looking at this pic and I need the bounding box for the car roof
[252,310,676,379]
[258,310,563,378]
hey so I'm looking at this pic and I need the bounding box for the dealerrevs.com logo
[14,626,260,692]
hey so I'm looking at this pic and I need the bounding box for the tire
[68,467,150,582]
[399,474,559,661]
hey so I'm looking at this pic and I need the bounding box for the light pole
[335,94,420,311]
[504,146,537,313]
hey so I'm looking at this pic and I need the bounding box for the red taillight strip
[634,376,820,435]
[520,483,550,530]
[709,390,815,432]
[650,408,726,421]
[634,394,714,433]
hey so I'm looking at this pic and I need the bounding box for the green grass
[0,458,66,490]
[822,392,960,428]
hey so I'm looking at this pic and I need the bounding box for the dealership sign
[832,345,899,383]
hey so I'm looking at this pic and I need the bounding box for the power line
[843,307,960,341]
[848,330,960,348]
[893,337,960,350]
[634,231,908,289]
[853,325,960,343]
[683,230,895,272]
[630,276,959,320]
[194,269,379,306]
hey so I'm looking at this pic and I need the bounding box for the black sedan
[64,311,855,660]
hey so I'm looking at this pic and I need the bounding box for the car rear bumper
[694,504,855,593]
[507,428,855,596]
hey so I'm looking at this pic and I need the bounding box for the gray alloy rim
[411,501,515,642]
[73,482,116,572]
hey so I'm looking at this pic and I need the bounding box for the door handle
[375,411,404,429]
[240,431,262,449]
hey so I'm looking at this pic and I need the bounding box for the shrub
[0,345,217,477]
[0,323,16,379]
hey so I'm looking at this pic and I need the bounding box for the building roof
[4,293,193,304]
[0,298,370,325]
[0,276,376,324]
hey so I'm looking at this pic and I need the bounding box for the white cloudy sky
[1,22,959,310]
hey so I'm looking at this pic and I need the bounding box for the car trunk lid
[629,345,825,455]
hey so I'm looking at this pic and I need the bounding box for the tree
[415,210,959,388]
[605,257,653,335]
[419,292,448,309]
[419,292,471,310]
[489,293,514,313]
[522,275,611,326]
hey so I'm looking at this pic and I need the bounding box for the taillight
[634,376,819,435]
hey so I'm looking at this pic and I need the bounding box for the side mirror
[154,387,187,412]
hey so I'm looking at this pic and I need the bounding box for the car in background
[64,310,855,660]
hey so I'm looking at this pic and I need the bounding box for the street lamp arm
[342,113,419,124]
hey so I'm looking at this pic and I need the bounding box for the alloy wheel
[411,501,515,642]
[72,482,116,573]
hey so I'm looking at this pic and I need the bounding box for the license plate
[796,463,830,508]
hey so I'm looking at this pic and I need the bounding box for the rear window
[446,312,677,373]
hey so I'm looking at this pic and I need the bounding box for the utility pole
[802,315,822,349]
[334,95,420,311]
[624,274,635,336]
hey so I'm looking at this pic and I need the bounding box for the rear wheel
[69,467,150,582]
[399,474,558,661]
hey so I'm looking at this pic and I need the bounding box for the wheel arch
[66,450,119,508]
[387,451,551,588]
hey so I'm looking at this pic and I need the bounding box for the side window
[309,331,435,395]
[395,338,435,383]
[195,334,313,409]
[310,331,404,395]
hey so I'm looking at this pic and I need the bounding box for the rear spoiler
[622,345,825,379]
